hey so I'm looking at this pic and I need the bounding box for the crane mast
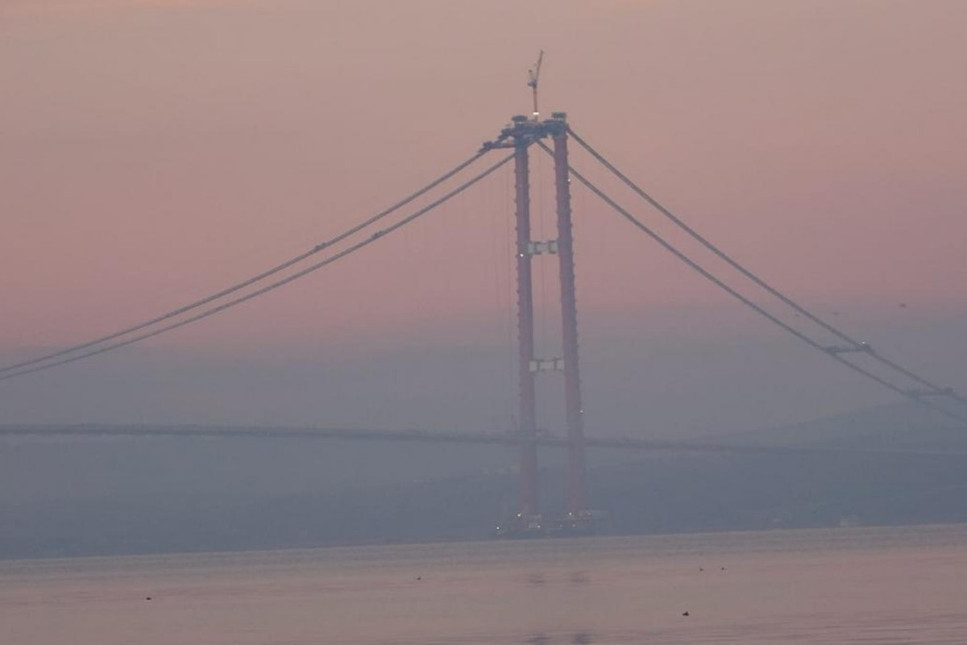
[527,50,544,120]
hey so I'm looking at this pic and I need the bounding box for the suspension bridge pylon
[485,112,595,537]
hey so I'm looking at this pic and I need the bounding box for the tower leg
[514,141,539,518]
[552,124,588,518]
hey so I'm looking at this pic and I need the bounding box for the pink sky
[2,0,966,354]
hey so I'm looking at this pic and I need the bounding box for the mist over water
[2,307,964,438]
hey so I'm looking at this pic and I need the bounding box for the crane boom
[527,50,544,119]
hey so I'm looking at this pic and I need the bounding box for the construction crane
[527,50,544,120]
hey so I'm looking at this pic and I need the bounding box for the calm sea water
[2,524,967,644]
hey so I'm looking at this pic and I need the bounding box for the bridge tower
[487,112,592,536]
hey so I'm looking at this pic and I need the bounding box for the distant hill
[709,401,967,452]
[593,402,967,536]
[3,404,967,559]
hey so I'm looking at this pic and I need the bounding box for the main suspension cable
[566,126,966,406]
[0,152,514,383]
[0,149,490,376]
[535,141,967,426]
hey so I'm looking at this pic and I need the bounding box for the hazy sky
[1,1,965,433]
